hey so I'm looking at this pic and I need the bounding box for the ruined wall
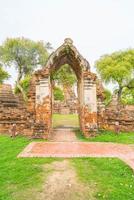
[53,100,78,114]
[96,80,106,130]
[53,84,78,114]
[105,103,134,132]
[97,93,134,132]
[27,69,52,138]
[0,84,32,135]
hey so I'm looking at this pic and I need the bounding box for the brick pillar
[34,76,52,138]
[82,78,98,136]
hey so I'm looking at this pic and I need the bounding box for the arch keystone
[64,38,73,45]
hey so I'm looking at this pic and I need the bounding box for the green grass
[0,135,56,200]
[52,113,79,128]
[72,158,134,200]
[0,135,134,200]
[76,129,134,144]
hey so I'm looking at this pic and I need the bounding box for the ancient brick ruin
[0,38,134,137]
[53,81,78,114]
[104,96,134,132]
[27,38,100,137]
[0,84,29,135]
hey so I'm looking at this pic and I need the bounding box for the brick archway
[28,38,98,138]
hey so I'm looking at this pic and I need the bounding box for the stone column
[35,76,52,138]
[82,78,98,135]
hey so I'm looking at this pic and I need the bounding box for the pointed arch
[28,38,98,137]
[45,38,90,79]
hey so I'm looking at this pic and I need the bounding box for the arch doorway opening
[51,64,80,130]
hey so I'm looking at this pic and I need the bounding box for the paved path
[18,141,134,170]
[18,128,134,170]
[49,128,78,142]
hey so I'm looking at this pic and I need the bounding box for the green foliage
[75,129,134,144]
[14,75,31,95]
[51,64,77,87]
[0,37,49,100]
[95,49,134,100]
[121,88,134,105]
[0,64,10,83]
[0,37,49,73]
[104,88,112,105]
[53,87,64,101]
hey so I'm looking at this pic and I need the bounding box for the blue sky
[0,0,134,89]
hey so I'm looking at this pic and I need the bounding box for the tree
[52,64,77,86]
[53,86,64,101]
[121,88,134,105]
[14,75,31,96]
[95,49,134,101]
[51,64,77,101]
[104,88,112,106]
[0,64,10,84]
[0,37,49,100]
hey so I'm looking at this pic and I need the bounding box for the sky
[0,0,134,89]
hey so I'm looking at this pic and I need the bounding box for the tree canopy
[0,64,10,84]
[53,86,64,101]
[51,64,77,86]
[14,75,31,96]
[95,49,134,101]
[121,88,134,105]
[0,37,49,100]
[51,64,77,102]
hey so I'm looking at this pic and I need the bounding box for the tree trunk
[117,87,123,102]
[16,82,27,101]
[16,69,27,101]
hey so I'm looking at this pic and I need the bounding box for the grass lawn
[72,158,134,200]
[0,135,134,200]
[0,135,56,200]
[52,113,79,128]
[76,129,134,144]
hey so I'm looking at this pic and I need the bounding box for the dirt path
[38,160,95,200]
[49,128,78,142]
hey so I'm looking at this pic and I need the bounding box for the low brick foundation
[105,104,134,132]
